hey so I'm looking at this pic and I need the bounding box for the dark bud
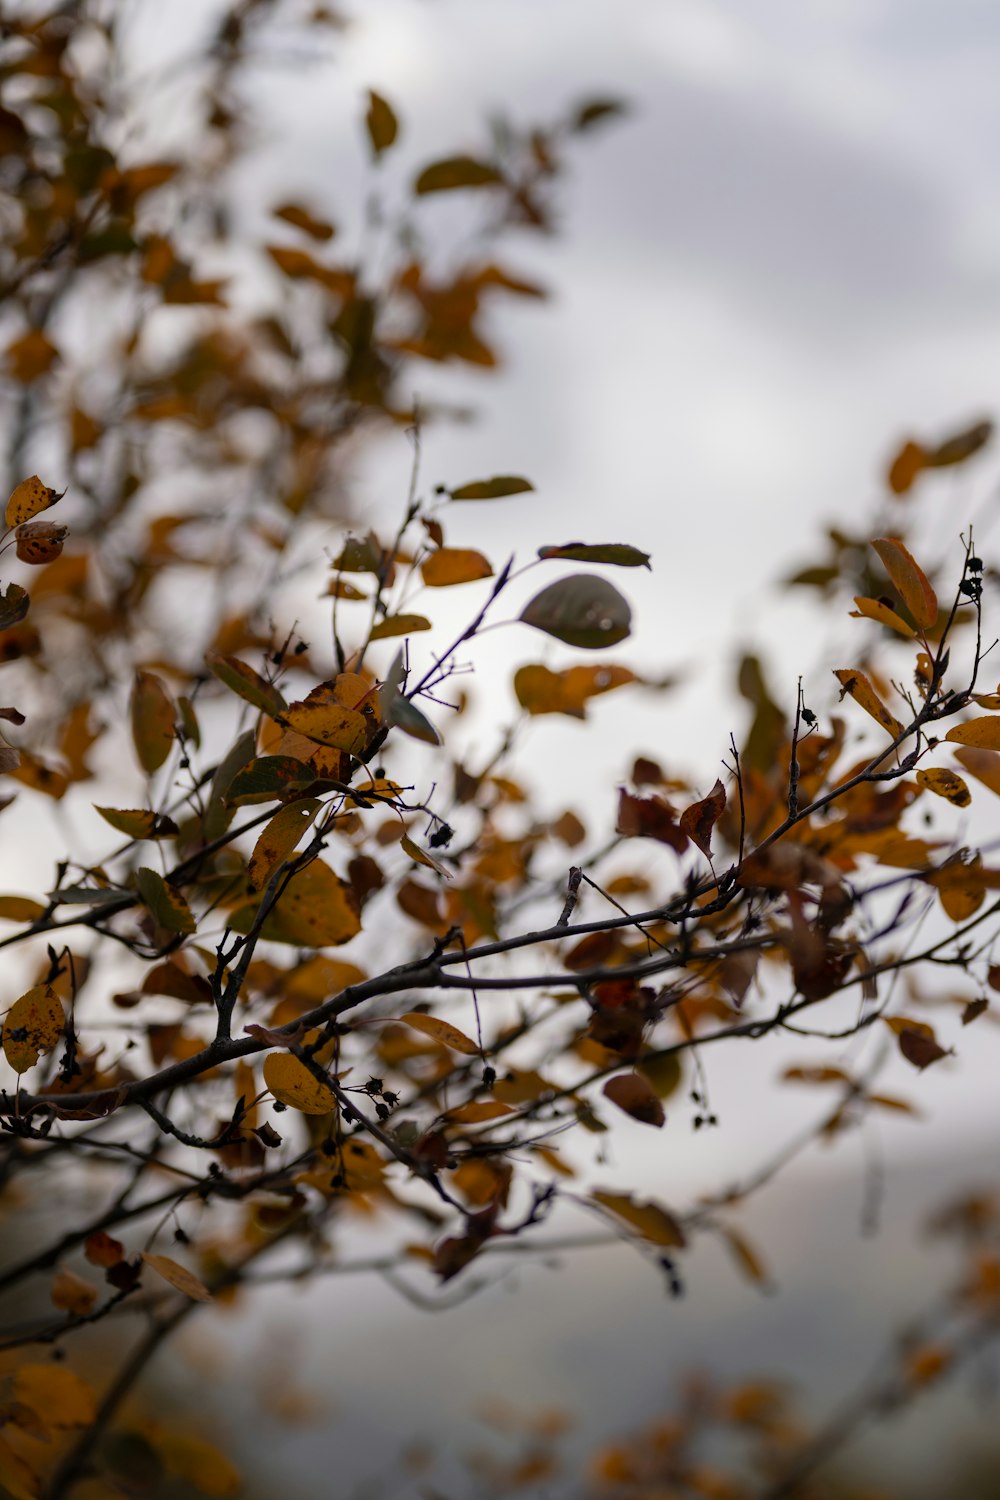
[375,1102,390,1120]
[429,822,454,849]
[969,556,984,572]
[482,1066,497,1089]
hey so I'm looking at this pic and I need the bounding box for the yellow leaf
[280,700,368,753]
[398,1011,480,1055]
[95,807,158,839]
[946,717,1000,750]
[954,746,1000,796]
[232,859,360,947]
[591,1190,686,1247]
[400,833,452,879]
[51,1267,98,1315]
[369,613,432,640]
[833,668,903,737]
[141,1252,213,1302]
[445,1100,515,1123]
[15,1363,96,1427]
[0,896,45,921]
[0,1433,37,1500]
[916,768,971,806]
[514,663,636,718]
[263,1051,337,1114]
[718,1225,770,1287]
[248,798,320,891]
[5,474,64,528]
[130,669,176,773]
[420,548,493,587]
[871,537,938,629]
[154,1431,241,1496]
[849,596,915,637]
[2,985,64,1073]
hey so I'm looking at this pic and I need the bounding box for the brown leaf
[679,779,726,858]
[602,1073,665,1127]
[141,1252,213,1302]
[616,788,688,851]
[365,89,399,156]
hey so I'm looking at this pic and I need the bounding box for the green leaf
[135,867,195,934]
[205,652,286,717]
[537,542,651,569]
[519,574,632,650]
[227,755,318,805]
[450,475,533,501]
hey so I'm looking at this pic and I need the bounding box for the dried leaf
[15,519,68,565]
[679,779,726,858]
[616,788,688,852]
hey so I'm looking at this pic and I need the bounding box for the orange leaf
[849,596,915,637]
[591,1190,685,1247]
[420,547,493,587]
[262,1051,337,1114]
[870,538,938,629]
[833,668,903,738]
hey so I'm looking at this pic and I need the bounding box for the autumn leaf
[369,612,433,640]
[870,538,938,630]
[946,717,1000,751]
[2,985,64,1073]
[15,519,68,564]
[248,798,321,890]
[415,155,503,194]
[135,867,196,934]
[591,1190,686,1247]
[833,668,903,738]
[916,768,971,806]
[420,548,493,587]
[616,788,688,852]
[205,651,287,717]
[450,475,534,500]
[849,596,915,637]
[141,1252,213,1302]
[130,669,177,774]
[5,474,65,528]
[263,1051,337,1114]
[51,1267,99,1315]
[398,1011,480,1055]
[365,89,399,156]
[679,779,726,859]
[15,1362,96,1427]
[602,1073,665,1127]
[230,859,361,946]
[514,663,636,718]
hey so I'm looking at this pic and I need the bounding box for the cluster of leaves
[3,5,1000,1500]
